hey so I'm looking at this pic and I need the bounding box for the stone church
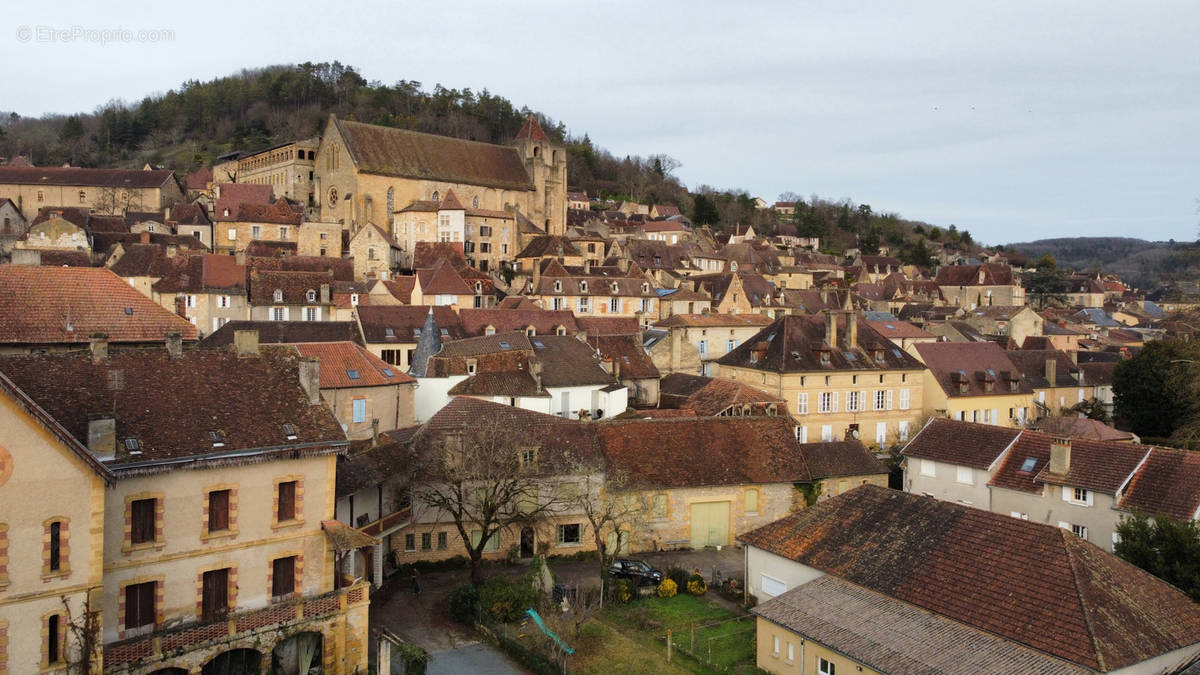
[313,114,566,271]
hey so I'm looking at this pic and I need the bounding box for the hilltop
[1006,237,1200,289]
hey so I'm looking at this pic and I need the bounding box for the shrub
[666,566,689,590]
[480,575,539,623]
[656,578,678,598]
[613,578,634,604]
[687,573,707,596]
[397,641,430,675]
[448,583,479,624]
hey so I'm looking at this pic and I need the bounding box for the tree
[412,417,570,586]
[60,592,102,674]
[1115,510,1200,601]
[1024,260,1070,309]
[692,192,720,226]
[561,465,645,605]
[1113,338,1200,441]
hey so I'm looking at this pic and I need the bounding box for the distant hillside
[1007,237,1200,290]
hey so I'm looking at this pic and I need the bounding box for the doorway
[520,526,535,558]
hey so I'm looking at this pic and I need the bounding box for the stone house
[296,220,344,258]
[248,269,338,322]
[150,253,248,335]
[235,138,319,207]
[960,305,1045,346]
[355,305,464,373]
[650,313,774,376]
[1004,348,1087,417]
[934,263,1025,308]
[909,341,1033,426]
[717,312,928,449]
[0,166,184,220]
[348,224,402,281]
[216,198,304,254]
[291,340,416,440]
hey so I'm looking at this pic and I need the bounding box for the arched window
[552,150,558,162]
[474,281,482,293]
[553,280,562,293]
[642,282,650,293]
[533,146,540,158]
[306,289,316,303]
[579,281,588,293]
[526,326,536,336]
[274,289,284,303]
[431,190,440,201]
[611,282,619,294]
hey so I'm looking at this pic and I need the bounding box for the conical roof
[408,308,443,377]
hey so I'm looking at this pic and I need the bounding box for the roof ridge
[1061,531,1107,671]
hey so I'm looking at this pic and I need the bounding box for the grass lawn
[567,593,756,674]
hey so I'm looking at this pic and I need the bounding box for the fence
[665,614,757,673]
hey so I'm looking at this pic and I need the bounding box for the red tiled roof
[654,313,773,328]
[514,115,550,142]
[575,316,640,336]
[935,263,1016,287]
[659,373,783,417]
[416,259,474,295]
[989,431,1150,495]
[236,198,303,225]
[1029,417,1135,442]
[0,348,346,471]
[586,334,659,380]
[336,117,533,191]
[719,314,926,373]
[901,418,1021,469]
[381,277,414,303]
[411,242,467,270]
[212,183,273,220]
[0,266,198,344]
[439,189,465,210]
[1119,447,1200,521]
[185,165,212,190]
[356,305,463,343]
[151,254,246,294]
[292,342,414,388]
[249,270,334,305]
[738,485,1200,672]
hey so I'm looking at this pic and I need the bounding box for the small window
[131,498,156,544]
[956,466,974,485]
[272,556,297,599]
[124,437,142,454]
[557,523,581,545]
[744,488,759,514]
[78,190,87,203]
[818,657,836,675]
[1071,524,1088,539]
[273,289,284,303]
[47,614,63,663]
[277,481,297,521]
[405,533,415,551]
[919,459,936,478]
[652,494,668,519]
[49,521,63,572]
[306,289,316,302]
[202,568,230,621]
[422,532,432,550]
[282,423,297,440]
[353,398,366,423]
[209,430,225,447]
[208,489,231,532]
[125,580,157,632]
[1019,457,1037,472]
[346,369,360,380]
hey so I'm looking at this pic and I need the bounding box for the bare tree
[413,418,572,586]
[60,593,101,674]
[565,466,646,605]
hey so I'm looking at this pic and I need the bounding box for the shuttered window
[278,481,297,521]
[131,498,156,544]
[272,556,296,599]
[202,569,229,621]
[125,581,156,630]
[208,490,230,532]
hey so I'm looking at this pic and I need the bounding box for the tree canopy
[1115,510,1200,601]
[1113,338,1200,444]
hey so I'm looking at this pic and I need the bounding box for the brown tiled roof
[901,418,1021,469]
[199,321,362,349]
[249,269,334,304]
[738,485,1200,672]
[1078,361,1115,386]
[439,189,465,210]
[1032,436,1149,493]
[718,314,925,373]
[528,335,614,388]
[1029,417,1136,442]
[31,206,91,229]
[168,202,211,226]
[514,115,550,142]
[151,254,246,294]
[212,183,273,220]
[236,198,303,225]
[935,263,1016,287]
[498,296,541,310]
[575,316,640,336]
[336,117,533,191]
[1119,447,1200,521]
[107,244,189,278]
[448,370,547,398]
[586,335,659,380]
[336,433,416,496]
[0,348,346,472]
[801,440,888,479]
[0,369,114,482]
[416,259,474,295]
[292,342,414,388]
[913,341,1032,398]
[1005,349,1082,388]
[515,235,580,259]
[0,166,175,188]
[356,305,463,343]
[754,576,1089,675]
[866,320,934,340]
[0,266,198,345]
[381,277,414,303]
[596,416,812,488]
[185,165,212,190]
[38,250,93,267]
[654,313,773,329]
[458,308,577,337]
[411,241,467,270]
[659,373,783,416]
[247,254,354,281]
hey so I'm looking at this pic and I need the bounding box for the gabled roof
[801,440,888,479]
[586,334,659,380]
[199,320,363,348]
[913,341,1032,397]
[356,305,463,343]
[151,254,246,294]
[901,417,1021,469]
[0,348,346,473]
[528,335,614,388]
[658,373,783,416]
[718,314,925,373]
[865,319,934,340]
[334,116,533,191]
[0,370,114,483]
[292,341,414,388]
[458,308,577,337]
[249,269,334,305]
[107,243,188,278]
[236,198,303,226]
[515,234,580,259]
[935,263,1016,287]
[0,165,175,188]
[988,432,1149,495]
[1119,446,1200,521]
[1029,416,1136,443]
[212,183,273,220]
[738,485,1200,672]
[245,254,354,281]
[1005,349,1082,388]
[416,259,475,296]
[0,266,198,345]
[411,242,468,269]
[439,188,465,210]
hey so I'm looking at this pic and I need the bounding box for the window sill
[122,541,162,555]
[271,518,304,531]
[42,570,71,582]
[556,542,582,548]
[201,529,238,543]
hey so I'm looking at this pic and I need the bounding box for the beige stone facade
[0,171,183,221]
[296,221,344,258]
[620,484,804,551]
[236,139,319,208]
[755,616,883,675]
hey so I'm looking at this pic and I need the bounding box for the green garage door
[690,501,731,548]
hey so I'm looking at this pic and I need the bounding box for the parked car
[609,558,664,586]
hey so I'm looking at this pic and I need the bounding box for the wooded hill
[1007,237,1199,290]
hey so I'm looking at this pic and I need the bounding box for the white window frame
[874,390,886,411]
[818,657,835,675]
[218,295,230,308]
[797,393,809,415]
[761,574,787,599]
[919,459,936,477]
[1071,524,1088,539]
[898,420,910,441]
[352,398,366,424]
[818,392,833,414]
[820,425,833,442]
[227,228,237,241]
[846,390,860,413]
[899,388,910,410]
[875,422,887,445]
[1066,486,1094,506]
[956,465,974,485]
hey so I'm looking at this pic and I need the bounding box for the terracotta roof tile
[659,373,783,416]
[292,341,414,388]
[586,334,659,380]
[151,254,246,294]
[514,115,550,142]
[416,259,474,295]
[458,308,577,337]
[0,266,198,345]
[1119,447,1200,521]
[738,485,1200,671]
[575,316,640,336]
[0,166,175,188]
[654,313,773,328]
[719,314,926,373]
[913,341,1031,398]
[411,242,467,270]
[199,320,363,348]
[356,305,463,343]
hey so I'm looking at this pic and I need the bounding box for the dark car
[609,558,664,586]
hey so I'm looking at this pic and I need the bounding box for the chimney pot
[234,329,259,357]
[847,310,858,349]
[825,310,838,349]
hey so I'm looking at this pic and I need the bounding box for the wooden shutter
[202,569,229,620]
[278,481,297,521]
[273,556,295,598]
[208,490,230,532]
[131,499,156,544]
[126,581,155,629]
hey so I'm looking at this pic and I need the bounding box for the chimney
[174,295,187,318]
[234,329,259,357]
[825,310,838,348]
[165,331,183,358]
[166,243,178,258]
[235,249,246,265]
[529,359,543,391]
[532,260,542,291]
[670,326,683,371]
[820,288,828,304]
[1049,436,1071,475]
[617,257,630,273]
[584,258,592,274]
[320,283,331,305]
[140,230,150,244]
[1045,358,1057,388]
[847,310,858,348]
[298,357,321,404]
[612,358,621,381]
[87,415,116,459]
[89,333,109,363]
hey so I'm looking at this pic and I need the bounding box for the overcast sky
[3,0,1197,244]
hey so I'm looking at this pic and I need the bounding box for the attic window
[350,293,359,306]
[555,325,566,336]
[820,350,831,364]
[533,340,545,348]
[554,280,562,292]
[580,281,588,293]
[209,430,225,447]
[474,281,482,294]
[123,438,142,454]
[611,282,619,294]
[1019,457,1037,472]
[641,282,650,293]
[385,327,395,338]
[274,289,284,303]
[440,328,448,336]
[306,290,316,302]
[282,424,297,440]
[124,307,134,315]
[874,350,884,363]
[346,369,361,380]
[499,341,511,350]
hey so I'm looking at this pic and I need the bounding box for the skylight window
[123,438,142,454]
[346,369,361,380]
[843,351,856,360]
[1020,457,1037,472]
[124,307,133,315]
[282,423,297,440]
[382,368,394,377]
[533,340,545,348]
[499,341,511,350]
[385,327,395,337]
[209,430,225,447]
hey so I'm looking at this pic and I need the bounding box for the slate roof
[0,166,175,188]
[335,117,534,191]
[356,305,463,343]
[458,308,577,337]
[654,313,773,329]
[718,314,926,373]
[199,320,363,348]
[0,348,346,473]
[754,576,1089,675]
[595,416,813,488]
[292,342,414,388]
[0,266,198,345]
[738,485,1200,672]
[901,418,1021,469]
[913,341,1031,398]
[935,263,1017,286]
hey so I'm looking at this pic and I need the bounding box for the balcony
[104,582,370,670]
